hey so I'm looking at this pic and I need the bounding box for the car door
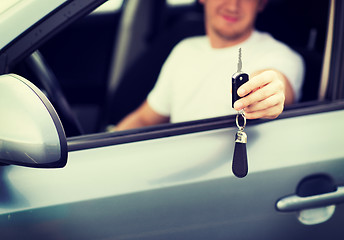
[1,105,344,239]
[1,0,344,239]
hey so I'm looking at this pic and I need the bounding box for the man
[115,0,304,130]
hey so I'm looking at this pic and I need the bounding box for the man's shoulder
[252,31,293,52]
[251,30,302,59]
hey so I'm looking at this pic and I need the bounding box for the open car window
[4,0,342,141]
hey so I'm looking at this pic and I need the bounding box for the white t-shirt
[147,31,304,123]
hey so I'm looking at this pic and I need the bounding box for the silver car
[0,0,344,239]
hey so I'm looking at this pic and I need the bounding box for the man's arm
[115,101,169,131]
[233,69,294,119]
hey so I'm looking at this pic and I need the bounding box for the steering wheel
[25,51,84,136]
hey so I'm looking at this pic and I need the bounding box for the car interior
[11,0,330,137]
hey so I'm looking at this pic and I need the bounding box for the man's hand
[233,69,294,119]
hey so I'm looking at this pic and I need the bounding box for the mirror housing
[0,74,67,168]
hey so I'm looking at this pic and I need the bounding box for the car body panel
[1,107,344,238]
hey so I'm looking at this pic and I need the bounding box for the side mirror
[0,74,67,168]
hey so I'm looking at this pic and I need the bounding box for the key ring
[236,110,246,131]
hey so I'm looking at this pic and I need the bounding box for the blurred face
[199,0,267,48]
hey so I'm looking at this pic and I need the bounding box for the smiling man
[115,0,304,130]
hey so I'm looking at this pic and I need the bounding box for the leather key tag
[232,140,248,178]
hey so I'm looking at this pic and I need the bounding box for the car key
[232,48,249,108]
[232,48,249,178]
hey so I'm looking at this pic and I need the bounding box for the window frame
[67,100,344,151]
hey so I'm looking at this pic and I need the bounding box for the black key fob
[232,72,249,108]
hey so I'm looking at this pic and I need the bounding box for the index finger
[237,71,274,97]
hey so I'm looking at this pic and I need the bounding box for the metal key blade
[237,48,242,72]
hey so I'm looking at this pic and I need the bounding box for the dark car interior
[11,0,330,137]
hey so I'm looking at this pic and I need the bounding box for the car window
[100,0,330,133]
[9,0,333,138]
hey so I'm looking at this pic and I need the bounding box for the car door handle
[276,186,344,212]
